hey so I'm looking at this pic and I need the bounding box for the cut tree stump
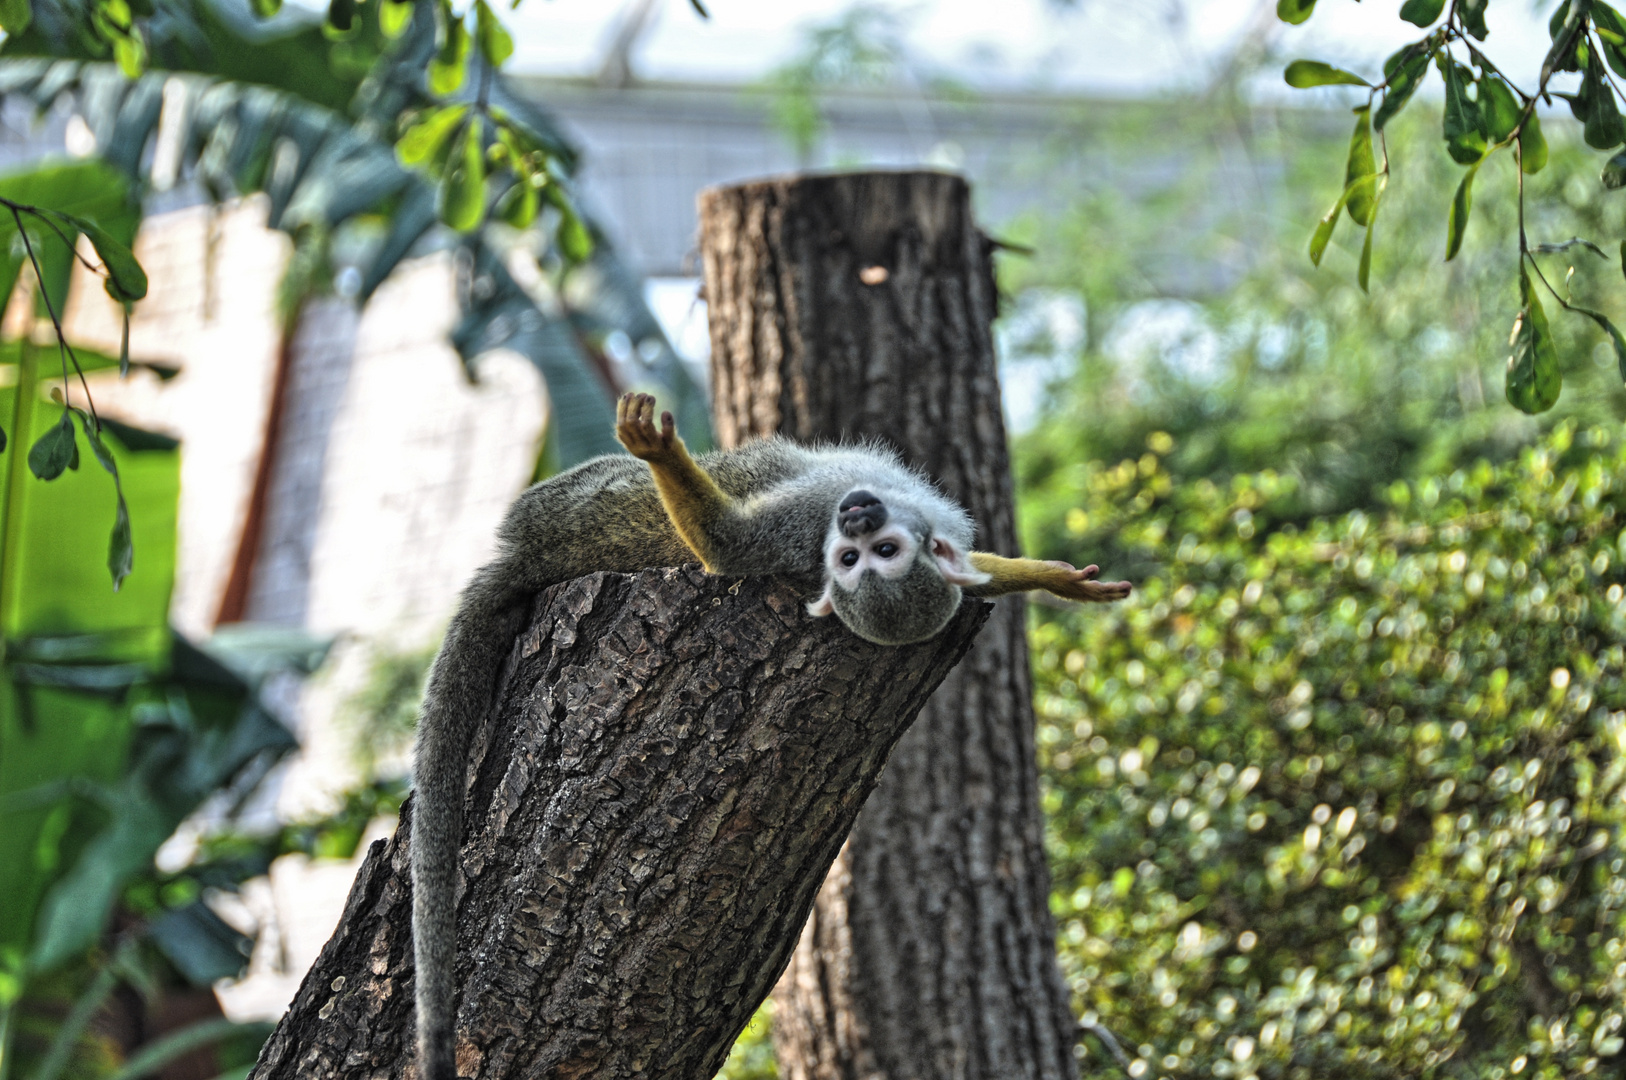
[247,566,987,1080]
[699,171,1080,1080]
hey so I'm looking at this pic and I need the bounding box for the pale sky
[499,0,1557,94]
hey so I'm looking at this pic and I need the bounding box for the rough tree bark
[247,567,987,1080]
[698,171,1079,1080]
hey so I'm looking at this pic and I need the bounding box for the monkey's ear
[806,582,836,617]
[932,538,991,587]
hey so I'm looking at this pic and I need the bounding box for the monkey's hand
[1042,561,1132,604]
[616,392,683,463]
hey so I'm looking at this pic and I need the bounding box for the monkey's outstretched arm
[963,552,1132,603]
[615,392,736,569]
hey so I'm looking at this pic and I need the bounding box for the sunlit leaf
[1358,184,1381,292]
[379,0,411,37]
[1309,174,1376,267]
[429,13,471,97]
[249,0,282,17]
[1446,159,1480,262]
[498,179,538,229]
[1283,60,1370,89]
[557,208,593,263]
[396,105,469,168]
[439,116,485,233]
[1345,106,1376,227]
[474,0,514,68]
[1506,270,1561,413]
[0,0,30,35]
[1276,0,1316,24]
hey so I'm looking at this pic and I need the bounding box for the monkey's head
[806,487,989,645]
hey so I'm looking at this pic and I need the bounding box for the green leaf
[29,411,79,481]
[1583,50,1626,149]
[40,212,148,303]
[1398,0,1445,27]
[1309,174,1376,267]
[474,0,514,68]
[1358,194,1378,292]
[1374,46,1430,131]
[1597,2,1626,46]
[379,0,412,37]
[327,0,355,33]
[498,179,539,229]
[1479,77,1523,143]
[1550,0,1573,40]
[1505,271,1561,413]
[396,105,469,168]
[1283,60,1370,88]
[1276,0,1316,24]
[249,0,281,16]
[1520,109,1549,173]
[439,116,486,233]
[74,410,133,589]
[556,207,593,263]
[1440,57,1486,165]
[0,0,31,36]
[1459,0,1488,40]
[1345,106,1376,226]
[1446,160,1480,262]
[1532,237,1607,258]
[429,14,471,97]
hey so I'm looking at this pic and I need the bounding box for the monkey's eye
[840,550,860,567]
[876,542,899,559]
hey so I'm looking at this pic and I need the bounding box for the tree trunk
[698,171,1078,1080]
[247,567,987,1080]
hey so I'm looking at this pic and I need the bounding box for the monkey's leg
[615,392,736,569]
[964,552,1132,603]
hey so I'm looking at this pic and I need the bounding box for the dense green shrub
[1034,424,1626,1079]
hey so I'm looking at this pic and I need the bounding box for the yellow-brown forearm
[964,552,1068,597]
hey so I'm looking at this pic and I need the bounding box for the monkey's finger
[660,411,675,440]
[1077,564,1100,580]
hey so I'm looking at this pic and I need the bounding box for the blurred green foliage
[1010,109,1626,574]
[1034,422,1626,1078]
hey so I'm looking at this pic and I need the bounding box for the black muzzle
[838,490,887,538]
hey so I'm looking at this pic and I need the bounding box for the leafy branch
[0,195,148,589]
[1280,0,1626,415]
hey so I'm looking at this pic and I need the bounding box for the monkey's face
[824,489,922,591]
[806,488,990,644]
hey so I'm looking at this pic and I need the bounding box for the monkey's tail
[411,567,529,1080]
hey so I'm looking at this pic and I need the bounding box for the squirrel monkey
[411,393,1130,1080]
